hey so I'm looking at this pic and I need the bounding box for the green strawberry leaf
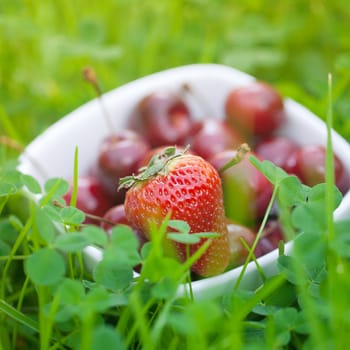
[118,146,187,189]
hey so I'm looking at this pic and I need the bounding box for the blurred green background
[1,0,350,145]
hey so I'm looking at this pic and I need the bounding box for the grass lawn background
[1,0,350,144]
[1,1,350,349]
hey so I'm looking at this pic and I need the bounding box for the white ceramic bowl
[18,64,350,300]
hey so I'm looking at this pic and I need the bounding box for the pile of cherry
[63,80,350,272]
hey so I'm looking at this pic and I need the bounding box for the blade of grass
[67,146,85,279]
[0,299,39,334]
[325,73,347,349]
[0,105,23,142]
[121,297,157,349]
[239,237,267,282]
[150,242,215,346]
[79,312,95,350]
[0,217,33,299]
[128,291,154,350]
[325,73,335,241]
[39,290,61,350]
[38,286,51,350]
[69,146,79,208]
[224,273,286,349]
[289,73,336,349]
[11,275,31,349]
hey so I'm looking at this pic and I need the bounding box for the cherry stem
[1,135,49,179]
[218,143,251,174]
[181,83,216,117]
[82,213,115,225]
[0,135,23,153]
[82,66,115,133]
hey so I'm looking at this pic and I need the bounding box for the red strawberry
[119,147,230,277]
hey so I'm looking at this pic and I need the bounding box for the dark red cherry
[255,219,285,258]
[128,91,193,147]
[101,203,147,241]
[226,219,256,268]
[255,135,300,170]
[284,144,350,194]
[225,81,286,137]
[100,203,131,232]
[63,175,114,224]
[186,118,245,161]
[96,130,150,203]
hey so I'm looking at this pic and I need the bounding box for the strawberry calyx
[118,145,190,190]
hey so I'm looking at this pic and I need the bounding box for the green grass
[1,1,350,349]
[1,0,350,143]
